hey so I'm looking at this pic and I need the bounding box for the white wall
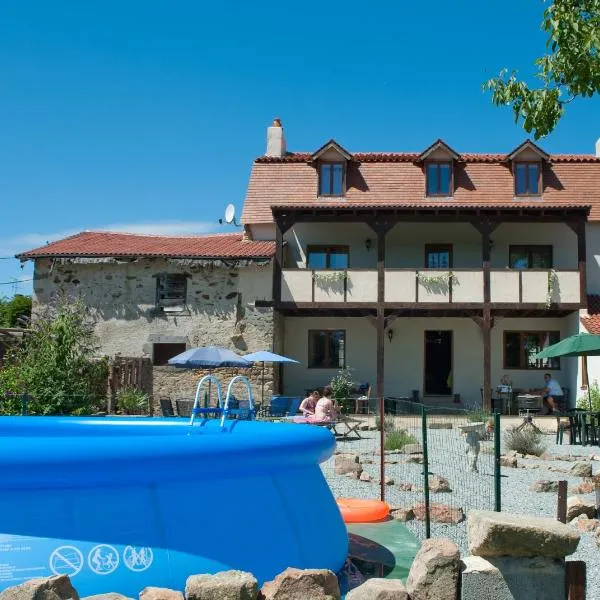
[586,223,600,294]
[282,314,578,407]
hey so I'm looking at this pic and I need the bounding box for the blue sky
[1,0,599,297]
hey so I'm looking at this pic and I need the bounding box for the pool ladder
[189,375,255,428]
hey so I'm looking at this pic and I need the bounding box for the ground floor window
[308,330,345,368]
[503,331,560,370]
[153,342,187,366]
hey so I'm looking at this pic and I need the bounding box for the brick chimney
[596,137,600,158]
[266,118,286,157]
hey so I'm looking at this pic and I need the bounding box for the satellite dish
[225,204,236,224]
[219,203,240,227]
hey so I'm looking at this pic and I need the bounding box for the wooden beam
[576,220,587,308]
[273,221,283,306]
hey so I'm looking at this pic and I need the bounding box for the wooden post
[566,561,586,600]
[481,222,493,412]
[376,228,387,501]
[576,220,587,308]
[557,480,568,523]
[272,219,284,306]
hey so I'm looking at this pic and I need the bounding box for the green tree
[0,295,32,328]
[485,1,600,138]
[0,295,108,415]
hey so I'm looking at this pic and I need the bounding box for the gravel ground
[320,415,600,598]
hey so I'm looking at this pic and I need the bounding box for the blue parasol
[244,350,300,405]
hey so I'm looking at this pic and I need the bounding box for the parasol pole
[585,356,593,412]
[261,361,265,406]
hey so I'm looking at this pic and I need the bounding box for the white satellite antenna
[219,203,241,227]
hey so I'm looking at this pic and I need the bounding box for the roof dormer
[311,140,353,198]
[506,140,549,197]
[418,140,460,198]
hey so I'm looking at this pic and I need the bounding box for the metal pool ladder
[189,374,224,426]
[220,376,255,428]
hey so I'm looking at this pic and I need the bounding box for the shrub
[384,429,417,451]
[117,387,148,415]
[504,427,547,456]
[466,409,490,423]
[375,415,395,432]
[331,367,354,402]
[577,380,600,412]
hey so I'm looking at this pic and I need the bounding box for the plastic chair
[287,397,302,415]
[160,399,175,417]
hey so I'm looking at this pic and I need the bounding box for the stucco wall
[282,314,578,407]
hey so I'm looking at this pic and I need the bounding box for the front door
[424,331,453,395]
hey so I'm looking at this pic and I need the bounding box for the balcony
[280,268,582,307]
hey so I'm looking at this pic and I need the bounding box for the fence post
[494,411,501,512]
[21,392,28,416]
[557,480,568,523]
[421,404,431,538]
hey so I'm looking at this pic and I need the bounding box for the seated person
[311,385,337,422]
[536,373,563,415]
[299,391,319,417]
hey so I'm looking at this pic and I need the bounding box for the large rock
[528,480,559,493]
[468,510,580,558]
[570,481,595,495]
[0,576,79,600]
[185,571,258,600]
[570,461,593,478]
[570,514,600,532]
[403,443,423,455]
[346,578,408,600]
[260,568,339,600]
[406,538,460,600]
[139,589,183,600]
[83,596,132,600]
[391,508,415,522]
[566,495,596,521]
[413,502,465,524]
[461,555,566,600]
[429,475,451,493]
[499,455,517,468]
[335,454,362,477]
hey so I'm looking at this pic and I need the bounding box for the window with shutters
[156,274,187,312]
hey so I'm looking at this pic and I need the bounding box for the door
[424,331,453,395]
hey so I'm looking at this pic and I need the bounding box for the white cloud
[0,220,221,257]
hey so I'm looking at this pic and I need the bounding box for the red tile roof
[17,231,275,260]
[581,295,600,333]
[242,158,600,223]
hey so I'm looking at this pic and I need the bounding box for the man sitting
[538,373,564,415]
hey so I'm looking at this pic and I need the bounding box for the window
[426,161,452,196]
[319,163,345,196]
[156,274,187,312]
[504,331,560,369]
[514,162,540,196]
[307,245,349,269]
[425,244,453,268]
[153,342,187,366]
[509,245,553,269]
[308,330,345,368]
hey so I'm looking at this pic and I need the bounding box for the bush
[117,388,149,415]
[384,429,417,451]
[375,415,395,432]
[504,427,547,456]
[466,409,490,423]
[577,380,600,412]
[331,367,354,402]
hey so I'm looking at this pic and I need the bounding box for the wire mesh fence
[320,395,501,552]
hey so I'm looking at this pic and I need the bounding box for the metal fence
[320,396,501,551]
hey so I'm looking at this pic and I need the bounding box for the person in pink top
[299,391,319,417]
[312,385,336,422]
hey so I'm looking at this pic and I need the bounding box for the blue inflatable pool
[0,417,348,596]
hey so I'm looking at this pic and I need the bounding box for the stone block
[570,461,593,478]
[346,578,408,600]
[185,571,258,600]
[566,495,596,521]
[83,595,133,600]
[468,510,580,558]
[413,502,464,524]
[406,537,460,600]
[259,568,340,600]
[335,454,362,477]
[139,588,183,600]
[0,576,79,600]
[461,555,565,600]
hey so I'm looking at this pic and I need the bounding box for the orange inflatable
[336,498,390,523]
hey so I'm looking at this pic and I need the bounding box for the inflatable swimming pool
[0,417,348,597]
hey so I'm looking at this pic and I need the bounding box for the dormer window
[319,163,345,196]
[514,162,540,196]
[426,161,452,197]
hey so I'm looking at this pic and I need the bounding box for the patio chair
[258,395,293,418]
[159,398,175,417]
[330,412,362,440]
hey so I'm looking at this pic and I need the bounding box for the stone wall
[32,257,276,402]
